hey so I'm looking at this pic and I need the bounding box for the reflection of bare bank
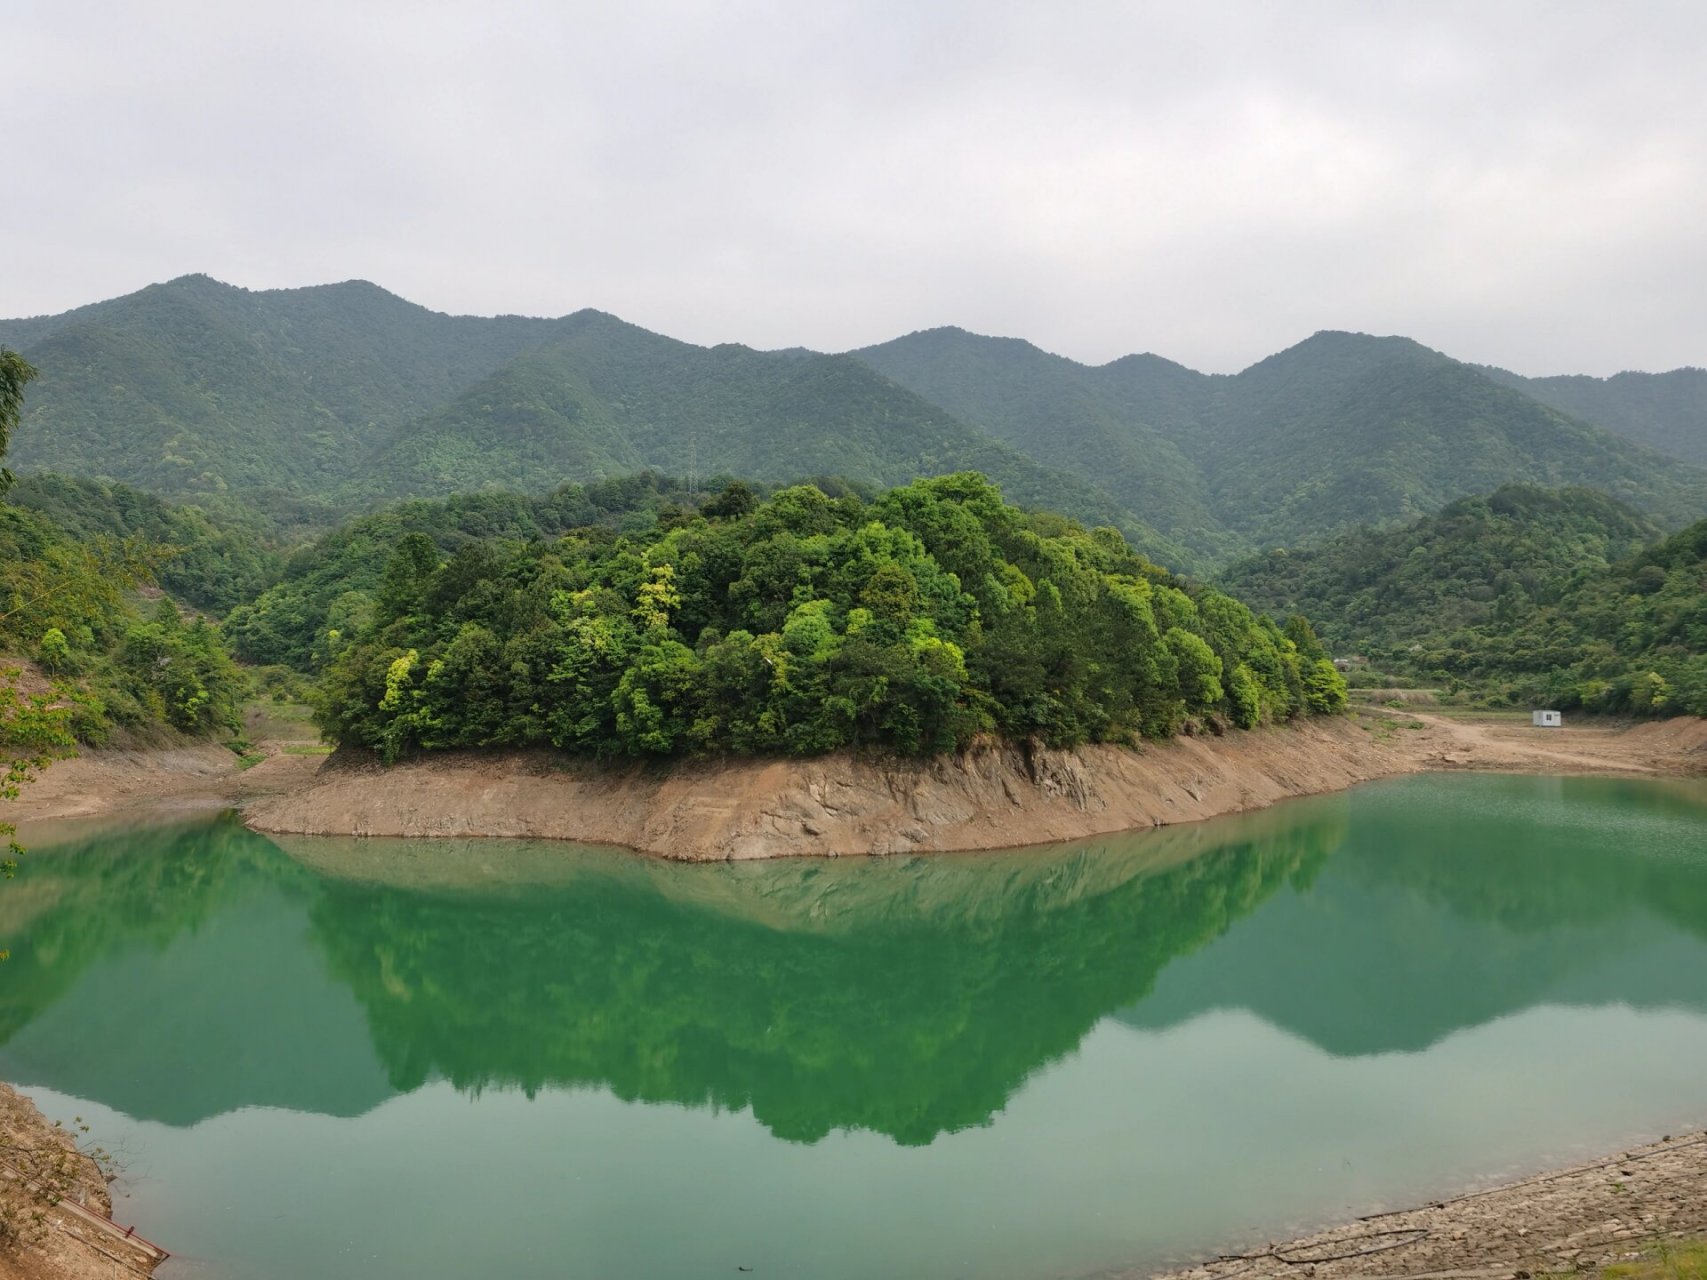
[270,793,1350,934]
[0,1085,165,1280]
[1136,1128,1707,1280]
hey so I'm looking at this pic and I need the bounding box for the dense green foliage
[2,354,248,742]
[316,474,1344,761]
[0,348,35,497]
[1485,365,1707,465]
[1221,486,1707,715]
[860,328,1707,552]
[227,473,723,670]
[1,505,245,740]
[11,278,1704,570]
[0,276,1170,559]
[0,275,566,497]
[1220,487,1662,654]
[363,316,1171,560]
[8,474,280,611]
[856,328,1237,563]
[1488,516,1707,714]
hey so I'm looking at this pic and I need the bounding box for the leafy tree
[0,348,37,497]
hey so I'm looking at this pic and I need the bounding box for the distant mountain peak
[156,271,239,294]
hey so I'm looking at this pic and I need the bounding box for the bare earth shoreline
[5,712,1707,1280]
[11,709,1707,858]
[1127,1128,1707,1280]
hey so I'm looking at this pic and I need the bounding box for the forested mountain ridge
[853,327,1237,561]
[360,311,1190,559]
[859,327,1707,551]
[1197,332,1706,545]
[1481,365,1707,465]
[5,277,1705,569]
[0,274,572,496]
[1,277,1183,565]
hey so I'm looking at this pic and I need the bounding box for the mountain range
[4,274,1703,568]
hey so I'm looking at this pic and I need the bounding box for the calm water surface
[4,774,1707,1279]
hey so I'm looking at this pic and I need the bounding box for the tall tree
[0,348,39,497]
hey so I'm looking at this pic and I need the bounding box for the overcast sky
[5,1,1705,374]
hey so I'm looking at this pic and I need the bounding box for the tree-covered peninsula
[316,473,1348,762]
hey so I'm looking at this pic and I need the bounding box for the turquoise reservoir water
[3,773,1706,1279]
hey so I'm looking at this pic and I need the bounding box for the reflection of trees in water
[1120,777,1707,1058]
[306,810,1347,1146]
[12,777,1700,1142]
[0,815,304,1043]
[1331,776,1707,940]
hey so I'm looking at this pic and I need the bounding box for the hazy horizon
[7,2,1706,377]
[9,270,1703,381]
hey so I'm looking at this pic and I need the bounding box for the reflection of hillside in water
[6,777,1703,1144]
[301,804,1345,1145]
[0,817,396,1125]
[0,804,1344,1141]
[1121,776,1707,1055]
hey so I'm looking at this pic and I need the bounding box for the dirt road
[1390,710,1707,776]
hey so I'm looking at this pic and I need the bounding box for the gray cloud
[5,0,1705,374]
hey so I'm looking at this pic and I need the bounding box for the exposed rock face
[244,718,1405,860]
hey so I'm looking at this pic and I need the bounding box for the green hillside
[7,474,281,612]
[1483,365,1707,465]
[364,313,1185,561]
[1218,486,1662,654]
[859,328,1707,553]
[2,279,1180,565]
[226,473,706,670]
[854,328,1237,562]
[1200,333,1707,545]
[0,274,567,497]
[1219,486,1707,715]
[0,501,245,741]
[7,279,1704,571]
